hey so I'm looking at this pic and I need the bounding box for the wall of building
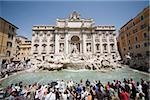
[0,17,18,63]
[118,6,149,71]
[14,36,31,61]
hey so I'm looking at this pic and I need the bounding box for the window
[9,26,11,30]
[135,37,138,42]
[50,44,54,51]
[102,33,106,39]
[128,40,130,44]
[143,33,147,38]
[42,56,45,61]
[126,34,128,37]
[32,34,35,36]
[6,51,11,57]
[60,34,65,39]
[7,42,12,48]
[103,44,107,50]
[12,27,15,32]
[146,51,149,56]
[129,47,131,50]
[133,29,137,33]
[95,34,99,39]
[110,44,114,50]
[141,16,144,20]
[47,34,50,36]
[42,44,47,51]
[135,45,139,48]
[112,55,115,59]
[141,24,146,29]
[8,34,11,38]
[87,34,91,39]
[44,32,47,36]
[124,48,126,51]
[40,34,43,36]
[34,44,39,51]
[11,35,13,40]
[96,44,100,51]
[133,22,135,26]
[144,43,147,47]
[36,32,39,35]
[135,45,137,48]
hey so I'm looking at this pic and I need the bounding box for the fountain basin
[0,67,149,88]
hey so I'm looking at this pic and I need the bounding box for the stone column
[55,33,59,54]
[107,32,111,54]
[65,33,69,54]
[92,33,96,54]
[114,35,117,52]
[99,33,103,54]
[83,33,86,54]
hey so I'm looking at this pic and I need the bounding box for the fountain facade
[31,11,120,69]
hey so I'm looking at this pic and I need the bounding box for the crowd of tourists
[0,60,32,78]
[1,78,149,100]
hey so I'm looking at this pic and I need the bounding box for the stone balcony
[33,50,39,54]
[41,50,47,54]
[110,49,116,53]
[49,51,54,54]
[103,50,108,53]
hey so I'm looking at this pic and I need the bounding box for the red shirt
[119,91,129,100]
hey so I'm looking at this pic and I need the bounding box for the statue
[87,44,91,52]
[60,44,64,52]
[72,44,79,54]
[69,11,80,20]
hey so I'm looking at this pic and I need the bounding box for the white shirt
[62,93,68,100]
[45,92,56,100]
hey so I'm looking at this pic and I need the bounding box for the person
[81,86,88,100]
[45,87,56,100]
[76,84,82,94]
[86,79,90,87]
[61,90,68,100]
[96,87,104,100]
[55,88,60,100]
[87,92,92,100]
[119,87,129,100]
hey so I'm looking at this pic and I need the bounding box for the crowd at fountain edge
[0,78,149,100]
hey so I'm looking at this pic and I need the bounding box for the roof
[0,17,19,29]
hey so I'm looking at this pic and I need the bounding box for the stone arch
[71,35,80,42]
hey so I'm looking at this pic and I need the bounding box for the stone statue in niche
[60,44,64,52]
[72,43,79,54]
[87,44,91,52]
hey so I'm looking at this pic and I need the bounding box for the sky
[0,0,149,40]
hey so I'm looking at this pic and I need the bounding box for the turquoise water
[0,67,149,88]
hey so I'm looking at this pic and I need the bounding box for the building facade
[31,11,120,63]
[14,36,31,62]
[118,6,149,70]
[0,17,18,64]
